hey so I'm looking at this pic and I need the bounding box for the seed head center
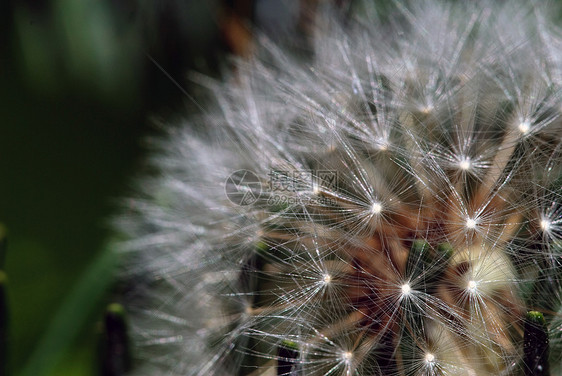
[459,157,471,171]
[518,120,531,134]
[421,105,433,114]
[375,137,389,151]
[312,183,321,195]
[401,283,412,295]
[466,218,477,229]
[371,202,383,214]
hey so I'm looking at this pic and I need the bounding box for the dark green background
[0,1,227,374]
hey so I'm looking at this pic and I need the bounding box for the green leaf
[0,270,8,376]
[19,245,118,376]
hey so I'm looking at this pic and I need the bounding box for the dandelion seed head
[117,1,562,375]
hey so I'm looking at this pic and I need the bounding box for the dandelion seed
[312,182,321,195]
[541,219,551,232]
[467,280,478,292]
[370,201,383,215]
[425,353,435,363]
[421,105,434,114]
[374,137,389,151]
[458,156,471,171]
[518,119,531,134]
[466,218,477,229]
[401,283,412,295]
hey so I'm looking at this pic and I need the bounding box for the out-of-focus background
[0,0,325,375]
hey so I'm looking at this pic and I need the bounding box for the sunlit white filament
[518,120,531,134]
[458,156,471,171]
[401,283,412,295]
[312,183,321,195]
[540,219,551,232]
[466,218,477,229]
[425,353,435,363]
[371,202,383,214]
[375,137,389,151]
[421,105,433,114]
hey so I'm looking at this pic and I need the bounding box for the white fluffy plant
[117,1,562,375]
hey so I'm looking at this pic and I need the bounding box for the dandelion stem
[277,340,299,376]
[524,311,550,376]
[400,240,431,376]
[99,303,131,376]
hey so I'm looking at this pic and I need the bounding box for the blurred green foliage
[0,0,227,374]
